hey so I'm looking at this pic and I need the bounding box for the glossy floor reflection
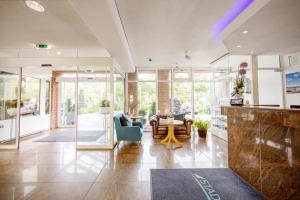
[0,131,228,200]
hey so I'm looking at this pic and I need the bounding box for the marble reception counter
[221,106,300,200]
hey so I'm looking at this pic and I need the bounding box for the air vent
[288,53,300,67]
[41,64,52,67]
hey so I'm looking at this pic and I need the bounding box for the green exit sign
[35,44,48,49]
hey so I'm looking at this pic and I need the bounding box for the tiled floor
[0,130,228,200]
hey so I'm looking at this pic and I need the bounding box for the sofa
[150,115,193,139]
[114,114,143,142]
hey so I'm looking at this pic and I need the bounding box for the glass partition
[21,77,40,116]
[76,66,111,148]
[0,68,21,149]
[114,73,125,114]
[58,81,76,127]
[211,55,252,141]
[45,80,50,115]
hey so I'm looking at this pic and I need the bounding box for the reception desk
[221,106,300,200]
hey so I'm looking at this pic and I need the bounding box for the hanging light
[25,0,45,12]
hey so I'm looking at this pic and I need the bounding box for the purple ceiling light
[213,0,254,37]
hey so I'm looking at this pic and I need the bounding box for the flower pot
[66,112,75,125]
[100,107,110,114]
[198,129,207,138]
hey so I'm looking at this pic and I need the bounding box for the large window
[127,68,214,120]
[138,82,156,116]
[173,82,192,117]
[137,71,157,123]
[21,77,40,116]
[172,70,192,118]
[45,80,50,114]
[0,71,19,120]
[193,72,213,120]
[114,73,125,114]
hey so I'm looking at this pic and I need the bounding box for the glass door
[76,67,111,149]
[0,68,21,149]
[58,81,76,127]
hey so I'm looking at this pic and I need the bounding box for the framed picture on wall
[286,72,300,94]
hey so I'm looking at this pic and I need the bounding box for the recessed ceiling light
[242,30,249,34]
[236,45,241,48]
[56,51,61,55]
[25,0,45,12]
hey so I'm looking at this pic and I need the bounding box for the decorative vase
[66,112,75,125]
[198,129,207,138]
[100,107,110,114]
[7,108,17,116]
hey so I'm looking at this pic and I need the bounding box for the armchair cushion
[174,113,185,121]
[120,114,132,126]
[132,121,143,129]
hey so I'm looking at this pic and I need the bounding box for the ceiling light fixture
[236,45,241,48]
[56,51,61,55]
[25,0,45,12]
[242,30,249,34]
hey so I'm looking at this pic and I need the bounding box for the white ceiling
[0,0,299,71]
[116,0,246,67]
[223,0,300,55]
[0,0,135,71]
[0,0,102,49]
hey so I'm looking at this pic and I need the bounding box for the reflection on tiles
[0,131,228,200]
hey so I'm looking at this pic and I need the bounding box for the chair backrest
[113,114,123,134]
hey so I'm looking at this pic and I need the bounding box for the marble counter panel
[222,106,300,200]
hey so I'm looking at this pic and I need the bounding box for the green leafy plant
[66,98,75,112]
[100,99,110,107]
[138,109,146,116]
[167,112,174,118]
[149,101,156,116]
[192,120,210,131]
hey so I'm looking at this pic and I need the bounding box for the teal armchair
[114,114,143,142]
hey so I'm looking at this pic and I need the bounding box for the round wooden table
[130,116,142,122]
[160,120,183,149]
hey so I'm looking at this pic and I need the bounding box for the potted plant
[100,99,110,114]
[231,62,248,105]
[193,120,210,138]
[138,109,147,125]
[66,98,75,125]
[167,112,174,123]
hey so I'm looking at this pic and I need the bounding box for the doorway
[0,68,21,149]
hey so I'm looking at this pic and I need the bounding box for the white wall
[0,78,51,141]
[257,55,284,106]
[280,52,300,107]
[258,70,283,106]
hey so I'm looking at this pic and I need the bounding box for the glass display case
[211,55,253,141]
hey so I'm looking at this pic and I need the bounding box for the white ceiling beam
[0,57,113,68]
[69,0,135,72]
